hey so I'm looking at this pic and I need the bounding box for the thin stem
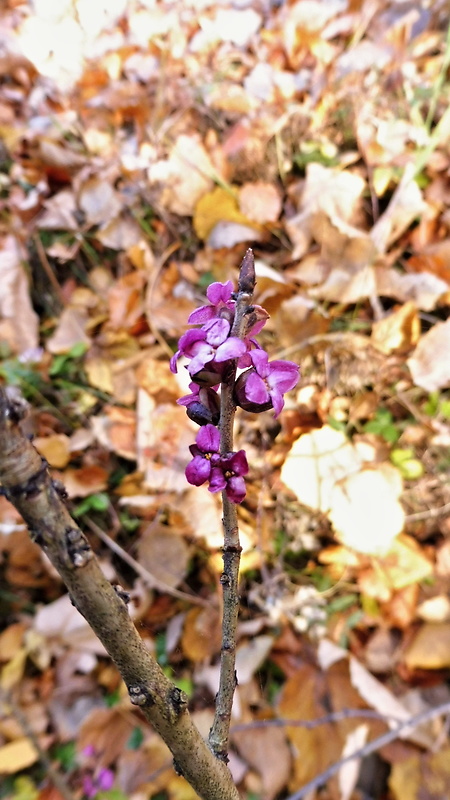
[209,250,255,761]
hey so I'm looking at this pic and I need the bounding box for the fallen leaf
[33,434,71,469]
[46,307,91,354]
[0,739,39,775]
[329,464,405,555]
[0,235,39,355]
[193,186,258,241]
[407,317,450,391]
[371,301,420,354]
[404,622,450,670]
[232,725,291,800]
[78,177,122,226]
[181,606,222,662]
[138,524,190,590]
[148,134,217,216]
[62,465,108,498]
[239,181,282,224]
[389,745,450,800]
[95,215,143,249]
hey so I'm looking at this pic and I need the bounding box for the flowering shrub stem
[209,252,256,760]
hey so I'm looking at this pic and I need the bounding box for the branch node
[113,585,131,605]
[128,684,155,707]
[64,527,93,568]
[167,686,188,723]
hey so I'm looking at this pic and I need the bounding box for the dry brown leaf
[91,406,137,461]
[371,301,420,354]
[33,434,71,469]
[62,465,109,498]
[389,745,450,800]
[138,524,189,590]
[277,663,343,790]
[0,623,27,663]
[181,606,222,662]
[0,235,39,355]
[239,181,282,224]
[46,307,91,354]
[329,465,404,555]
[38,190,79,231]
[136,392,193,492]
[232,726,291,800]
[78,706,140,767]
[370,165,426,253]
[95,215,143,250]
[148,134,217,216]
[407,317,450,391]
[404,623,450,670]
[78,177,122,226]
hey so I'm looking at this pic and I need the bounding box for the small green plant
[363,408,401,444]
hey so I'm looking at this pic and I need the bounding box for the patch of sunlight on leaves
[95,791,127,800]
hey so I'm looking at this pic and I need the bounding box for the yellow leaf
[193,186,257,241]
[33,434,71,469]
[0,739,39,775]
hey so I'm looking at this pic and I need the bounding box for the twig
[208,250,255,761]
[230,708,408,733]
[0,386,239,800]
[405,502,450,523]
[0,686,75,800]
[84,516,210,607]
[284,700,450,800]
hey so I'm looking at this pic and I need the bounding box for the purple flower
[170,318,247,377]
[188,281,235,324]
[185,425,249,503]
[185,424,221,486]
[82,768,115,799]
[234,351,299,417]
[209,450,248,504]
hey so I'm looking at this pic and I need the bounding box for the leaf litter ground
[0,1,450,799]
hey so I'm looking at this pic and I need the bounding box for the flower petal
[186,456,211,486]
[206,281,233,305]
[215,337,247,362]
[196,424,220,453]
[267,360,300,393]
[250,349,270,376]
[245,372,270,405]
[227,450,249,476]
[226,476,246,503]
[188,305,215,324]
[270,388,284,418]
[208,466,227,493]
[204,317,230,346]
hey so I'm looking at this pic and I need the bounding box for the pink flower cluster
[171,279,299,502]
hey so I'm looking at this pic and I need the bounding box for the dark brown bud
[238,249,256,294]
